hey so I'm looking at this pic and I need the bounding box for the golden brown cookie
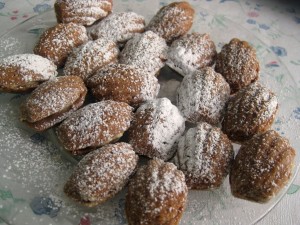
[215,38,260,93]
[177,67,230,125]
[55,0,113,26]
[89,12,145,46]
[63,39,119,82]
[56,100,133,155]
[172,122,234,190]
[167,33,217,76]
[64,142,139,207]
[128,98,185,161]
[126,159,188,225]
[0,54,57,93]
[222,82,278,142]
[119,31,168,76]
[20,76,87,132]
[146,1,195,43]
[86,64,160,107]
[230,130,296,203]
[34,23,88,67]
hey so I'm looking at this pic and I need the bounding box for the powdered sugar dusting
[215,38,259,92]
[139,70,160,101]
[89,12,145,44]
[64,39,119,81]
[173,122,233,189]
[57,100,133,152]
[34,23,88,67]
[146,2,194,43]
[21,76,86,123]
[230,130,295,202]
[119,31,168,76]
[65,143,138,204]
[147,159,187,198]
[87,64,159,107]
[0,37,22,59]
[224,82,278,135]
[167,33,217,76]
[177,67,230,124]
[56,0,112,26]
[0,54,57,82]
[133,98,185,160]
[126,159,187,224]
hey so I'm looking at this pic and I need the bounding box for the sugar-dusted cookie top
[55,0,113,26]
[34,23,88,67]
[0,54,57,93]
[146,1,195,43]
[89,12,145,45]
[57,100,133,155]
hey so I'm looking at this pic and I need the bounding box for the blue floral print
[0,2,5,10]
[33,3,51,13]
[30,196,61,218]
[270,46,287,57]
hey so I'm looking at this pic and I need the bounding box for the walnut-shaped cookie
[63,39,119,82]
[20,76,87,132]
[172,122,234,190]
[119,31,168,76]
[34,23,88,67]
[86,64,160,107]
[167,33,217,76]
[0,54,57,93]
[215,38,260,93]
[89,12,145,46]
[57,100,133,155]
[128,98,185,161]
[230,130,296,203]
[146,1,195,43]
[126,159,188,225]
[222,82,278,142]
[64,142,138,207]
[55,0,113,26]
[177,67,230,125]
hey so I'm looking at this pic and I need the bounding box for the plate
[0,1,299,225]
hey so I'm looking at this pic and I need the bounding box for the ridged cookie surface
[128,98,185,161]
[119,31,168,76]
[126,159,187,225]
[230,130,295,203]
[64,39,119,81]
[20,76,87,131]
[146,1,194,43]
[89,12,145,45]
[34,23,88,67]
[172,122,234,189]
[57,100,133,155]
[177,67,230,124]
[0,54,57,93]
[222,82,278,142]
[55,0,113,26]
[87,64,159,107]
[64,142,138,207]
[215,38,260,93]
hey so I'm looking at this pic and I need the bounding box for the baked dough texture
[64,142,138,207]
[20,76,87,131]
[0,54,57,93]
[57,100,133,155]
[126,159,188,225]
[55,0,113,26]
[230,130,296,203]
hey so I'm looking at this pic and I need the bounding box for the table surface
[0,0,299,224]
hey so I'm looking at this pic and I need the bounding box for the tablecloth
[0,0,299,224]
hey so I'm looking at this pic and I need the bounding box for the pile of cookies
[0,0,296,224]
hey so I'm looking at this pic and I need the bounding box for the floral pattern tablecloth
[0,0,300,224]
